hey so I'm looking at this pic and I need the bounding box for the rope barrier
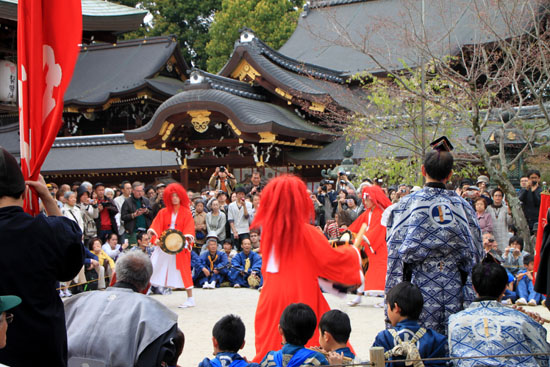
[325,351,550,367]
[57,274,111,291]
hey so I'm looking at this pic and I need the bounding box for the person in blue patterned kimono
[448,259,550,367]
[384,137,483,335]
[228,238,263,288]
[197,235,229,288]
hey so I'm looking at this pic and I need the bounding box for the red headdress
[362,185,391,210]
[163,183,190,212]
[251,175,314,270]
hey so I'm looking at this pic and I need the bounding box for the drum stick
[362,234,376,254]
[353,223,367,249]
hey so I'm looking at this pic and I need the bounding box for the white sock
[187,296,195,303]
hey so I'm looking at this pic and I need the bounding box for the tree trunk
[473,134,533,252]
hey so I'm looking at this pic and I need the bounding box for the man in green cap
[0,295,21,350]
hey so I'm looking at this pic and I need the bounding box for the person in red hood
[148,183,196,308]
[348,185,392,306]
[251,175,361,362]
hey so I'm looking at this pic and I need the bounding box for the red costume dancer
[147,183,196,308]
[251,175,361,362]
[348,185,391,305]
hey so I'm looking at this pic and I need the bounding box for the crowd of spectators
[50,166,267,296]
[49,166,547,307]
[2,137,549,366]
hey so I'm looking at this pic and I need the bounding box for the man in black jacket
[519,169,542,234]
[121,181,154,245]
[0,147,84,367]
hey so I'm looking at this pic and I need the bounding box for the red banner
[534,193,550,280]
[18,0,82,214]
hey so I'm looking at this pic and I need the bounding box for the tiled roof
[43,140,178,173]
[65,36,188,107]
[51,134,130,148]
[0,0,147,32]
[219,34,366,113]
[125,88,335,142]
[187,69,267,101]
[280,0,533,76]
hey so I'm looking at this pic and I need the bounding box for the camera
[321,185,327,192]
[219,166,226,173]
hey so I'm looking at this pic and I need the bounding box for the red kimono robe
[149,206,195,288]
[253,225,361,361]
[349,205,387,292]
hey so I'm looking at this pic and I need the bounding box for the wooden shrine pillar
[179,158,189,188]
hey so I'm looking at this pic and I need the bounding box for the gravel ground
[152,288,550,366]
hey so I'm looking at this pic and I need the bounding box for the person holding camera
[94,182,119,243]
[209,166,237,198]
[317,180,337,227]
[121,181,154,246]
[336,170,355,192]
[518,169,542,234]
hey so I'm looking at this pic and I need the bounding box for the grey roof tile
[0,0,147,32]
[65,36,187,106]
[280,0,531,76]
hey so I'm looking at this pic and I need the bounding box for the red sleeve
[149,209,168,244]
[306,225,362,286]
[177,208,195,237]
[348,210,369,234]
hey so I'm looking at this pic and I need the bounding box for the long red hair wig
[251,175,314,267]
[163,183,191,212]
[362,185,392,210]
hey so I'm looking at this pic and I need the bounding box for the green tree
[205,0,302,73]
[115,0,222,70]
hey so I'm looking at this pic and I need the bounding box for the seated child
[501,271,517,305]
[373,282,447,367]
[229,238,263,289]
[448,258,550,367]
[260,303,329,367]
[318,310,355,364]
[516,254,546,306]
[199,314,258,367]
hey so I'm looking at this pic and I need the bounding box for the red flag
[18,0,82,214]
[534,193,550,281]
